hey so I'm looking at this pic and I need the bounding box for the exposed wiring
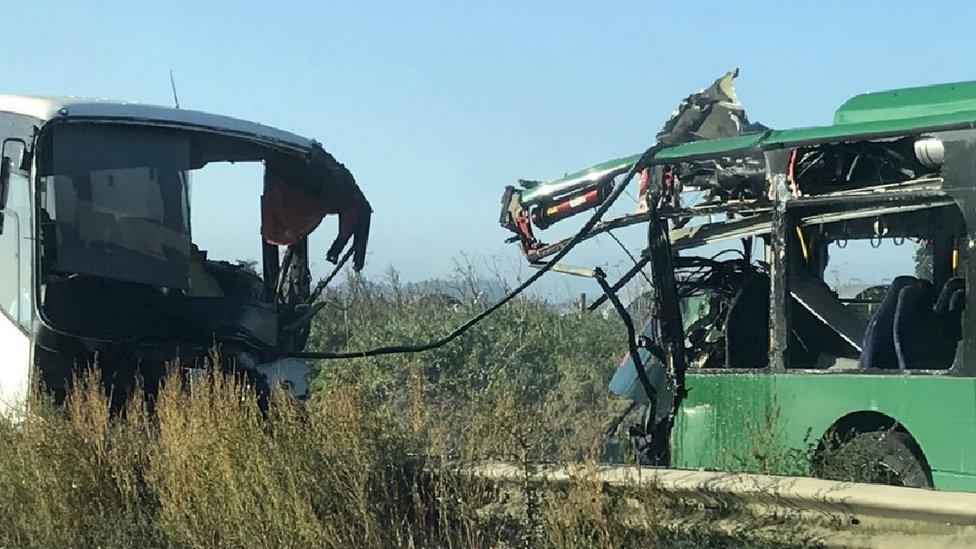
[289,147,655,360]
[308,247,354,304]
[280,248,358,336]
[606,230,654,288]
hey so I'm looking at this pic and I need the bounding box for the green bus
[499,75,976,491]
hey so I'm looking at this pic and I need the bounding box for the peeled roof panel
[525,133,766,198]
[520,154,640,204]
[523,80,976,187]
[653,132,767,161]
[546,154,642,184]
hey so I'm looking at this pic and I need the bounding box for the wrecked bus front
[499,75,976,490]
[0,95,370,411]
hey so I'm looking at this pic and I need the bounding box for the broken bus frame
[0,94,371,413]
[500,79,976,491]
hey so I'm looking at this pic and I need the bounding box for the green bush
[308,268,626,458]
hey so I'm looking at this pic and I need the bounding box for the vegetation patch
[0,270,822,547]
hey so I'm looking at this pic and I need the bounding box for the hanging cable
[606,230,654,288]
[280,247,358,336]
[593,267,657,418]
[308,247,354,304]
[289,146,657,360]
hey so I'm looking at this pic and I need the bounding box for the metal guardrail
[464,463,976,548]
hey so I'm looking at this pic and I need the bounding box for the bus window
[787,204,964,371]
[825,239,927,325]
[0,170,32,328]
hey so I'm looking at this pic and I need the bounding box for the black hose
[289,146,657,360]
[593,268,657,419]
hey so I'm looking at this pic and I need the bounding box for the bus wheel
[815,430,932,489]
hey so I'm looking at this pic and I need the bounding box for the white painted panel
[0,315,30,416]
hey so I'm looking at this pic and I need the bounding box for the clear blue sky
[3,2,974,298]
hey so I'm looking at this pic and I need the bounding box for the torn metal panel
[519,155,639,206]
[500,69,766,253]
[670,215,772,250]
[263,145,372,271]
[655,69,767,143]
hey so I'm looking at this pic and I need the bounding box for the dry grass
[0,367,819,548]
[0,269,820,547]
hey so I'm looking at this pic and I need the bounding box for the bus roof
[0,94,314,150]
[533,79,976,181]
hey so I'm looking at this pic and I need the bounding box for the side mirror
[0,137,29,234]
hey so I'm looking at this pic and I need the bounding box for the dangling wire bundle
[290,147,659,360]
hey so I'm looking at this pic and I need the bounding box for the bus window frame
[0,206,25,332]
[768,150,973,377]
[0,112,38,335]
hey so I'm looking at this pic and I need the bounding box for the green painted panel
[520,154,639,204]
[770,373,976,491]
[932,471,976,493]
[548,154,641,184]
[672,372,771,472]
[673,372,976,492]
[834,80,976,125]
[764,110,976,148]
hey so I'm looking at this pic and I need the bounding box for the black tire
[815,430,932,488]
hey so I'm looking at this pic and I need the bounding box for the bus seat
[924,280,966,368]
[860,275,918,370]
[893,281,936,370]
[950,287,966,313]
[934,277,966,340]
[935,277,965,312]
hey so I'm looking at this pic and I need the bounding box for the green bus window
[788,204,965,371]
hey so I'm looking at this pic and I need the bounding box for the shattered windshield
[34,121,372,348]
[41,124,192,288]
